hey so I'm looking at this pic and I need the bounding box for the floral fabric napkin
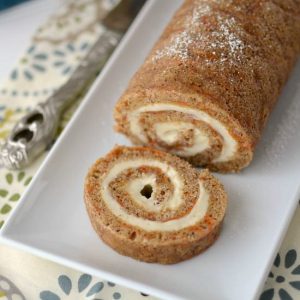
[0,1,299,299]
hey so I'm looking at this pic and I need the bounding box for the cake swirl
[128,103,237,163]
[84,146,227,264]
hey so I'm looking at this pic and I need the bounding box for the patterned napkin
[0,1,299,299]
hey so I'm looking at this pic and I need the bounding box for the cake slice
[84,146,227,264]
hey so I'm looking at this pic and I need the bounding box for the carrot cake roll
[114,0,300,172]
[84,146,227,264]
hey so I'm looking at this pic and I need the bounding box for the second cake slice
[84,146,227,264]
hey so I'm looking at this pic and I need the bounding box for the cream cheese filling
[129,103,237,163]
[101,159,209,231]
[154,122,210,157]
[104,159,182,210]
[127,175,160,211]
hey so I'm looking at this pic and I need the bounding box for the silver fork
[0,0,145,170]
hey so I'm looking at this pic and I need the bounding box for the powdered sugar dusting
[191,3,211,24]
[152,1,248,66]
[210,16,246,63]
[153,4,211,60]
[154,31,194,60]
[220,18,245,52]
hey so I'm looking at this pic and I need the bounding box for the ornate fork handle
[0,29,121,170]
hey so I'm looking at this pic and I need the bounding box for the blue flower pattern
[53,41,91,76]
[40,274,105,300]
[1,38,92,97]
[10,46,48,81]
[260,249,300,300]
[38,274,155,300]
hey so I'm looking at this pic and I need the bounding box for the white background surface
[0,0,61,82]
[1,1,300,300]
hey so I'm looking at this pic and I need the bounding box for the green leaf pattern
[0,189,8,197]
[0,170,34,227]
[5,173,13,185]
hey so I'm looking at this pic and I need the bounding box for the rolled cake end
[84,146,227,264]
[113,0,300,173]
[114,95,254,173]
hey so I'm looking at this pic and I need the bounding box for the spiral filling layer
[85,146,228,263]
[101,159,209,231]
[129,103,237,163]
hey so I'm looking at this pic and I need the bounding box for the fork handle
[0,28,121,170]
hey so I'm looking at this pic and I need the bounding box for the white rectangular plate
[1,1,300,299]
